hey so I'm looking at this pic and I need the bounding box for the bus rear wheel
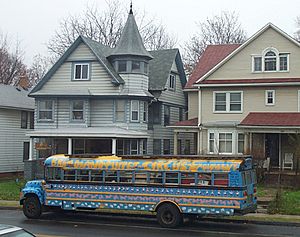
[156,203,182,228]
[23,196,42,219]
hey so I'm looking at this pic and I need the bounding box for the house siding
[201,86,300,124]
[188,91,198,119]
[37,43,121,95]
[0,108,30,173]
[208,28,300,80]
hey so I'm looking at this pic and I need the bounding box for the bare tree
[27,54,51,86]
[294,16,300,42]
[183,11,246,73]
[47,0,176,59]
[0,32,27,86]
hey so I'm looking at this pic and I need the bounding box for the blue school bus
[20,154,257,227]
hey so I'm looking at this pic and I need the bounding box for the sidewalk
[1,199,300,226]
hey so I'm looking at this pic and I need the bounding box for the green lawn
[0,179,25,201]
[278,190,300,215]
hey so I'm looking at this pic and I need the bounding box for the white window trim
[143,101,147,122]
[265,90,275,106]
[130,100,140,122]
[38,100,54,122]
[213,91,243,114]
[237,133,245,155]
[251,48,290,73]
[70,100,85,122]
[73,63,90,80]
[251,54,262,73]
[208,130,243,155]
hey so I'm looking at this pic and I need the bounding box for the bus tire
[156,203,182,228]
[23,195,42,219]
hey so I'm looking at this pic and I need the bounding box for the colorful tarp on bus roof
[44,155,246,172]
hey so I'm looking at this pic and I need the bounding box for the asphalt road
[0,209,299,237]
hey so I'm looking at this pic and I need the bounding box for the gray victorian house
[26,6,190,177]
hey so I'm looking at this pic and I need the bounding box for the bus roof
[44,154,252,172]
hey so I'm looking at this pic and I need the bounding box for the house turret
[108,4,153,94]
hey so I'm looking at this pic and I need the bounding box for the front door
[265,134,279,167]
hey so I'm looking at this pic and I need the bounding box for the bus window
[77,170,89,181]
[64,169,75,181]
[197,173,211,185]
[214,173,229,186]
[181,173,195,185]
[47,167,61,180]
[135,171,147,184]
[119,171,133,183]
[91,170,104,182]
[165,172,179,184]
[149,172,163,184]
[105,171,118,183]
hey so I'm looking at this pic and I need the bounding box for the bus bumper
[235,204,257,215]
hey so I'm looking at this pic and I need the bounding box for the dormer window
[74,63,89,80]
[252,48,289,72]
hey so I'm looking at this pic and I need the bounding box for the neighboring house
[172,23,300,173]
[0,84,34,176]
[26,6,189,175]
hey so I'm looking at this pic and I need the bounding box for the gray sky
[0,0,300,65]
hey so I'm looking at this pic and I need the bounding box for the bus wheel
[23,196,42,219]
[157,203,182,228]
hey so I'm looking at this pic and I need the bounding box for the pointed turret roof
[109,4,153,59]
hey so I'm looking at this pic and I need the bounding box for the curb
[201,217,300,227]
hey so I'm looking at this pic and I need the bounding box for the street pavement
[0,209,300,237]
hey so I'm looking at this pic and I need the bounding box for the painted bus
[20,154,257,227]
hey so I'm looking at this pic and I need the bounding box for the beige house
[172,23,300,172]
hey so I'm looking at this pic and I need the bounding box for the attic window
[169,74,175,90]
[74,63,89,80]
[252,48,289,72]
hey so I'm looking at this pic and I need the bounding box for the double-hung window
[21,111,28,129]
[164,105,170,126]
[115,100,126,122]
[38,100,54,121]
[71,100,84,121]
[218,133,233,154]
[131,100,139,122]
[74,63,89,80]
[169,74,175,90]
[252,49,289,72]
[143,101,147,122]
[214,92,242,113]
[265,90,275,105]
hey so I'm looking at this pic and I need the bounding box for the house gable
[30,36,124,97]
[198,24,300,83]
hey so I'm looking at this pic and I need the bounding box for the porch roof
[170,117,198,127]
[240,112,300,127]
[27,127,149,138]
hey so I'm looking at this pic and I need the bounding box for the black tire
[23,196,42,219]
[156,203,182,228]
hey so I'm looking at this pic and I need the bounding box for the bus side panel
[45,183,244,215]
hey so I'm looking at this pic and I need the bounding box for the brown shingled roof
[240,112,300,126]
[185,44,240,89]
[172,118,198,127]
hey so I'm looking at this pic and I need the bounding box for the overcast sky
[0,0,300,65]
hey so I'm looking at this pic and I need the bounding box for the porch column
[68,138,72,155]
[29,137,33,160]
[112,138,117,155]
[174,132,178,155]
[244,133,250,154]
[197,130,201,155]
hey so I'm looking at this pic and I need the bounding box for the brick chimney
[17,75,30,90]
